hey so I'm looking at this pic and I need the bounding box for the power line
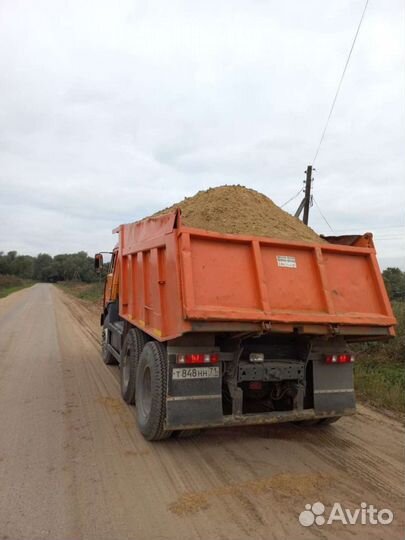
[313,197,334,232]
[280,188,304,208]
[312,0,370,165]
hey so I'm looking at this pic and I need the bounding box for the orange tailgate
[178,227,396,327]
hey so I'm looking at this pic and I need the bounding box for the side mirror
[94,253,103,273]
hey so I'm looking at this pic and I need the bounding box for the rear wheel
[120,328,148,404]
[101,315,117,365]
[135,342,172,441]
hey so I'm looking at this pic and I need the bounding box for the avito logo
[299,501,394,527]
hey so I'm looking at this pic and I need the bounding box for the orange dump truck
[95,210,396,440]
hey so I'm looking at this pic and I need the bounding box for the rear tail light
[325,354,355,364]
[248,381,263,390]
[176,353,219,365]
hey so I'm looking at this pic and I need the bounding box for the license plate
[172,366,220,380]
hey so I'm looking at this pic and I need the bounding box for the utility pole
[302,165,312,225]
[295,165,313,224]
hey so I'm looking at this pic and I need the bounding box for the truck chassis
[102,301,355,440]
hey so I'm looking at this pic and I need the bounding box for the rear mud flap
[166,397,223,429]
[313,361,355,413]
[165,362,223,429]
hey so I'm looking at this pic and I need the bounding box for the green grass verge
[354,301,405,413]
[354,361,405,413]
[0,275,35,298]
[57,281,104,304]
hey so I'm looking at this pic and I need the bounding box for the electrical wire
[312,0,370,165]
[313,197,334,232]
[280,188,304,208]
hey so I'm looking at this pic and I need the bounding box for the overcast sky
[0,0,404,269]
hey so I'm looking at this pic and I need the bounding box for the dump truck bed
[116,211,395,341]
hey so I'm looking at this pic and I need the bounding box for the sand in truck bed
[152,185,326,244]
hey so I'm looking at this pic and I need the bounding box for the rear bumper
[166,407,356,431]
[165,344,356,431]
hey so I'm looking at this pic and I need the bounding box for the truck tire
[135,342,172,441]
[120,328,148,404]
[101,315,117,365]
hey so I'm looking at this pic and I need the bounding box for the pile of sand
[152,185,325,243]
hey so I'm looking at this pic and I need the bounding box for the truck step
[106,343,121,362]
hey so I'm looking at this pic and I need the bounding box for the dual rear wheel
[135,341,172,441]
[120,329,172,441]
[120,328,147,404]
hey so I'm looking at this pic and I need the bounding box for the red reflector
[325,354,355,364]
[188,354,204,364]
[338,354,354,363]
[176,353,219,365]
[249,381,263,390]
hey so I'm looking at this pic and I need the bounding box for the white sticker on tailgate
[172,366,220,380]
[277,255,297,268]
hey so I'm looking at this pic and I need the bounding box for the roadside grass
[355,362,405,413]
[354,301,405,413]
[57,280,104,305]
[0,274,35,298]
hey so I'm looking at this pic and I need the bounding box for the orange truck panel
[115,211,396,341]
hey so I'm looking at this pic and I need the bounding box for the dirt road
[0,284,403,540]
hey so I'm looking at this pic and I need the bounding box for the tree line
[0,250,99,283]
[381,267,405,301]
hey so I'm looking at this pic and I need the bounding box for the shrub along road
[0,284,403,540]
